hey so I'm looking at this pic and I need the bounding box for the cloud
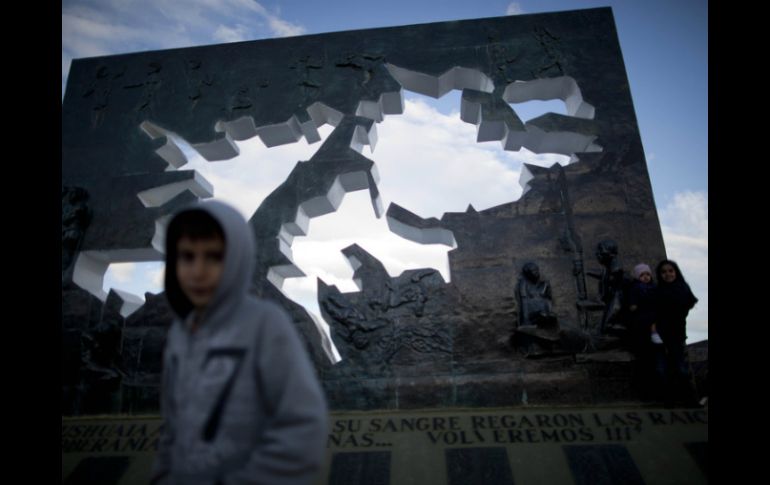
[108,263,136,283]
[234,0,306,37]
[660,191,708,239]
[506,3,524,15]
[286,196,453,282]
[62,8,189,57]
[266,17,306,37]
[213,24,251,43]
[661,233,708,250]
[103,262,165,299]
[150,267,165,289]
[62,10,145,45]
[659,191,708,343]
[373,97,531,218]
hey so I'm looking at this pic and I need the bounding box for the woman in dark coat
[654,260,700,407]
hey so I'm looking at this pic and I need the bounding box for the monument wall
[63,7,667,414]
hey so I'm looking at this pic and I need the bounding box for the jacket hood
[164,200,255,327]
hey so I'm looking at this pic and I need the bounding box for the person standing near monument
[627,263,660,345]
[151,200,329,485]
[654,259,700,407]
[626,263,660,398]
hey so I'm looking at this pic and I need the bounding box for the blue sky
[62,0,708,343]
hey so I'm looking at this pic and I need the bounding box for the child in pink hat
[627,262,660,399]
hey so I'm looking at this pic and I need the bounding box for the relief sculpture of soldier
[62,186,91,280]
[322,293,388,350]
[587,239,627,334]
[513,262,561,356]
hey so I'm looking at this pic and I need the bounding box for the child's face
[660,264,676,283]
[639,272,651,284]
[176,235,225,311]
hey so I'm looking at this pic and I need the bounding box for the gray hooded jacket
[152,200,328,485]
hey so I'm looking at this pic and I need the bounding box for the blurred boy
[151,200,328,485]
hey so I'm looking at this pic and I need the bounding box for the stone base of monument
[321,354,650,410]
[63,406,707,485]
